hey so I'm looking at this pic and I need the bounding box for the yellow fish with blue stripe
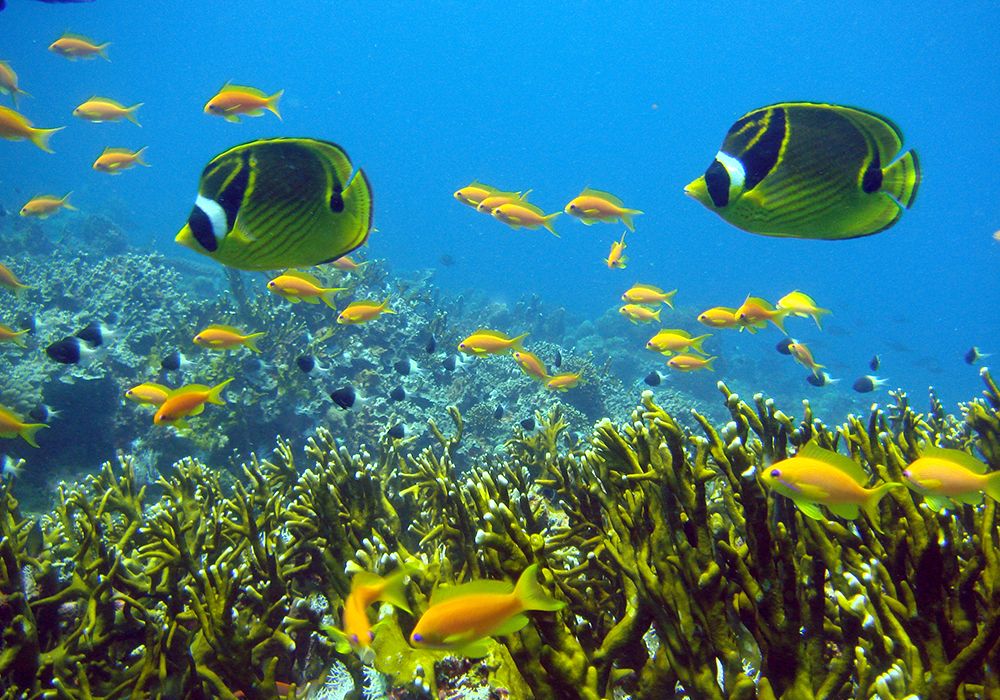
[175,138,373,271]
[685,102,920,240]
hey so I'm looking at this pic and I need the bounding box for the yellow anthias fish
[903,446,1000,512]
[735,296,788,333]
[409,564,564,658]
[697,307,740,329]
[49,32,110,61]
[605,232,628,269]
[565,187,643,231]
[0,263,30,297]
[337,298,394,325]
[492,202,560,236]
[0,61,31,109]
[763,442,901,525]
[93,147,150,174]
[153,379,234,429]
[176,138,372,271]
[619,304,660,324]
[326,567,412,665]
[267,269,344,308]
[545,372,582,392]
[204,83,283,123]
[454,181,498,209]
[787,342,825,373]
[74,97,143,126]
[0,324,29,348]
[193,325,265,352]
[776,291,832,330]
[458,329,528,357]
[646,329,711,356]
[622,283,675,307]
[667,354,716,372]
[331,255,364,272]
[0,405,48,447]
[20,193,77,219]
[125,382,172,407]
[477,190,531,214]
[685,102,919,240]
[0,105,63,153]
[513,350,550,382]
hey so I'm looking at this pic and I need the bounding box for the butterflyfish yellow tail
[513,564,565,613]
[881,150,920,209]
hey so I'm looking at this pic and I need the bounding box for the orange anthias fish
[545,372,582,392]
[0,61,31,108]
[74,97,143,126]
[513,350,550,382]
[565,187,643,231]
[903,446,1000,512]
[331,568,412,665]
[20,193,77,219]
[153,379,235,429]
[0,324,29,348]
[409,564,564,658]
[735,296,789,333]
[667,354,716,372]
[0,263,30,297]
[477,190,530,214]
[698,307,740,329]
[125,382,172,407]
[777,291,832,330]
[604,233,628,269]
[204,83,283,123]
[454,181,498,209]
[646,329,711,356]
[49,33,110,61]
[622,283,676,307]
[331,255,364,272]
[619,304,660,324]
[193,325,265,352]
[458,329,528,357]
[0,105,63,153]
[0,405,48,447]
[763,442,901,526]
[93,147,150,174]
[267,270,344,308]
[787,342,825,374]
[337,299,394,325]
[492,202,560,236]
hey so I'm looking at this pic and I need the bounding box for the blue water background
[2,0,998,412]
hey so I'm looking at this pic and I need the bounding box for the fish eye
[368,631,375,641]
[349,634,358,645]
[902,470,911,478]
[768,469,780,478]
[412,633,423,643]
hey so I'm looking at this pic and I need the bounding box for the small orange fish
[777,291,832,330]
[646,329,711,356]
[903,447,1000,512]
[604,232,628,269]
[0,105,63,153]
[619,304,660,324]
[477,190,530,214]
[787,342,825,373]
[622,283,675,307]
[565,187,643,231]
[49,32,110,61]
[458,329,528,357]
[267,270,344,308]
[154,379,234,429]
[409,564,564,658]
[667,354,716,372]
[0,405,47,447]
[0,324,28,348]
[74,97,143,126]
[93,147,149,174]
[697,307,740,329]
[331,255,363,272]
[337,298,394,324]
[0,61,30,109]
[454,181,498,209]
[20,193,77,219]
[735,296,788,333]
[545,372,582,392]
[193,325,265,352]
[513,350,550,382]
[0,263,31,297]
[335,568,412,664]
[492,202,560,236]
[204,83,283,123]
[125,382,172,406]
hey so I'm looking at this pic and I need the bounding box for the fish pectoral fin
[825,502,861,520]
[450,639,493,659]
[224,114,242,123]
[923,494,954,512]
[492,613,529,636]
[302,297,320,304]
[793,499,825,520]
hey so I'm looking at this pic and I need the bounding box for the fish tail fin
[267,89,284,120]
[126,103,143,127]
[320,289,342,309]
[770,310,789,333]
[377,567,413,614]
[663,289,677,309]
[342,167,374,247]
[134,146,150,167]
[689,334,711,355]
[380,298,396,314]
[60,192,77,211]
[703,356,717,372]
[30,126,64,154]
[881,150,920,209]
[652,308,661,322]
[863,482,903,523]
[812,308,832,330]
[620,209,643,232]
[513,564,565,613]
[11,330,28,348]
[207,378,235,405]
[510,332,529,352]
[243,333,266,353]
[985,471,1000,505]
[20,422,48,448]
[98,43,111,61]
[543,212,561,237]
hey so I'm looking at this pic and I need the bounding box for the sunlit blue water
[3,0,998,412]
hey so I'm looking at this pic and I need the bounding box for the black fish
[425,335,436,354]
[330,385,358,410]
[75,321,110,347]
[297,354,317,374]
[775,337,796,355]
[554,350,562,368]
[46,336,85,364]
[394,358,416,376]
[494,404,505,420]
[439,254,455,267]
[869,355,880,371]
[806,371,836,387]
[161,351,183,371]
[644,370,663,386]
[387,423,407,439]
[442,355,460,371]
[520,417,535,431]
[852,375,886,393]
[390,385,406,402]
[242,356,263,373]
[966,347,990,365]
[29,404,57,422]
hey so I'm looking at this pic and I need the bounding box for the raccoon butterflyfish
[175,138,373,271]
[685,102,920,240]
